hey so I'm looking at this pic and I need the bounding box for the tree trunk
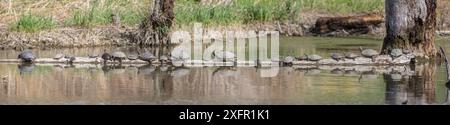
[382,0,437,58]
[133,0,175,46]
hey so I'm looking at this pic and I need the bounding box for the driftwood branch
[439,46,450,104]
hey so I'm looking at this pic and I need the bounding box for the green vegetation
[8,13,57,32]
[175,0,301,25]
[65,0,146,27]
[5,0,386,31]
[298,0,384,13]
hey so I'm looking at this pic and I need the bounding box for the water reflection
[384,63,437,105]
[2,63,448,105]
[1,37,449,105]
[18,63,35,75]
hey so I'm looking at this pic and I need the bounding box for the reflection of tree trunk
[384,63,436,105]
[382,0,437,58]
[133,0,175,46]
[160,72,173,101]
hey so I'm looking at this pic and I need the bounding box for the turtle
[212,50,236,61]
[307,54,322,61]
[360,47,379,61]
[296,54,309,61]
[127,54,139,60]
[111,51,126,64]
[53,53,65,60]
[283,56,295,65]
[139,51,157,64]
[101,52,112,64]
[390,49,403,59]
[18,50,36,63]
[68,57,76,64]
[159,55,171,64]
[331,53,345,61]
[344,52,359,61]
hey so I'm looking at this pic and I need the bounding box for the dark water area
[0,37,449,105]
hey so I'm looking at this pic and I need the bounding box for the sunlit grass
[298,0,384,13]
[65,0,147,27]
[8,13,57,32]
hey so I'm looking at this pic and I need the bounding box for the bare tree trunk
[382,0,437,58]
[133,0,175,46]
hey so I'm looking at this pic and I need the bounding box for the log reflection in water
[0,63,445,104]
[384,63,437,105]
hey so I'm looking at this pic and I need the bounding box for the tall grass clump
[9,13,56,32]
[65,0,147,27]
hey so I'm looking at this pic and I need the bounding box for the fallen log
[312,13,384,35]
[0,54,415,67]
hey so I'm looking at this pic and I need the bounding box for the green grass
[65,0,147,27]
[298,0,384,13]
[174,0,382,25]
[6,0,385,31]
[175,0,301,25]
[8,13,57,32]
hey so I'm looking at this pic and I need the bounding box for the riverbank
[1,0,449,49]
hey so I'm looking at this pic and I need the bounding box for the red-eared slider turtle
[390,49,403,59]
[213,50,236,61]
[308,54,322,61]
[296,54,308,61]
[127,54,138,60]
[18,50,36,63]
[359,47,379,61]
[331,53,345,61]
[111,51,126,64]
[283,56,295,65]
[139,52,156,64]
[344,52,358,61]
[53,53,64,60]
[101,52,112,64]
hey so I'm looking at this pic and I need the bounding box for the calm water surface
[0,37,449,105]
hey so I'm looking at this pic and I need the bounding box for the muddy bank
[0,17,448,49]
[0,27,135,50]
[0,24,380,49]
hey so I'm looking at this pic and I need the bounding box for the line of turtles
[17,49,192,65]
[17,47,412,66]
[282,47,412,65]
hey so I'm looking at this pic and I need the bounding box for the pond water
[0,37,449,105]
